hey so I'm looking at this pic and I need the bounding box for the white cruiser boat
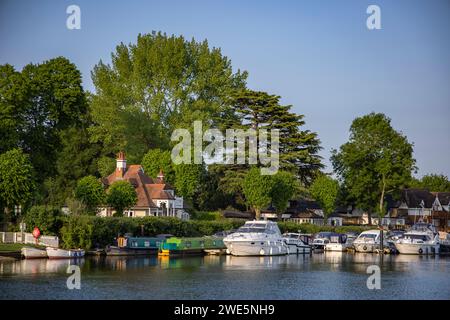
[46,247,85,259]
[324,233,350,252]
[223,220,288,256]
[353,230,388,253]
[283,233,311,254]
[395,223,440,255]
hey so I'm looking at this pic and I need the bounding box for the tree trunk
[379,174,386,218]
[255,208,261,220]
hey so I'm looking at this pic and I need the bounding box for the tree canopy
[410,174,450,192]
[106,180,138,216]
[331,113,416,223]
[74,176,105,214]
[309,175,339,218]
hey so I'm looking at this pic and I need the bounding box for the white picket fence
[0,232,59,247]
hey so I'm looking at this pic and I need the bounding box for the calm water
[0,253,449,300]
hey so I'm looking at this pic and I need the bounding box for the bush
[23,205,62,236]
[57,216,245,249]
[190,210,221,221]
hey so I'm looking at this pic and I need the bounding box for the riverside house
[98,152,190,220]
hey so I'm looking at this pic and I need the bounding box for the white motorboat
[21,247,48,259]
[395,223,440,255]
[353,229,388,253]
[324,233,350,252]
[223,220,288,256]
[312,232,334,252]
[283,233,311,254]
[46,247,85,259]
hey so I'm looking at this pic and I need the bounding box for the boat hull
[105,246,157,256]
[395,243,439,255]
[46,247,85,259]
[324,243,348,252]
[21,247,48,259]
[285,243,311,254]
[353,243,379,253]
[224,240,288,256]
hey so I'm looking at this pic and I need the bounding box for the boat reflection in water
[0,258,84,276]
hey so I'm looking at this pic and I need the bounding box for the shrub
[23,205,62,235]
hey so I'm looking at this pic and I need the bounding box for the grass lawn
[0,243,45,252]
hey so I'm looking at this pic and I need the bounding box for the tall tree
[270,171,298,216]
[230,89,323,185]
[331,113,416,224]
[309,175,339,218]
[0,148,35,219]
[89,31,247,163]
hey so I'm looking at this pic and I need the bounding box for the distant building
[98,152,190,220]
[386,189,450,231]
[281,199,325,225]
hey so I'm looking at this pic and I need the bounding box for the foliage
[89,31,247,163]
[410,174,450,192]
[242,167,275,219]
[230,89,322,185]
[59,215,245,249]
[331,113,415,223]
[60,215,94,250]
[278,222,371,235]
[65,198,87,216]
[141,148,175,183]
[23,205,62,235]
[0,148,35,212]
[174,163,204,200]
[271,171,298,215]
[106,180,137,216]
[74,176,105,214]
[97,156,116,178]
[309,175,339,218]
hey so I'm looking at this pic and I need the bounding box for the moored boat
[394,223,440,255]
[223,220,288,256]
[159,236,226,256]
[46,247,85,259]
[21,247,48,259]
[283,233,311,254]
[353,230,388,253]
[105,236,162,256]
[324,233,349,252]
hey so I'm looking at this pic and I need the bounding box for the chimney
[115,151,127,178]
[157,168,165,182]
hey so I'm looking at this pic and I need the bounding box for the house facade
[98,152,190,220]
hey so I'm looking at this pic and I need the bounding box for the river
[0,253,449,299]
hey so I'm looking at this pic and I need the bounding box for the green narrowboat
[105,236,163,256]
[158,236,226,256]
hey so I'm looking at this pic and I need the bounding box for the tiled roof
[105,165,174,208]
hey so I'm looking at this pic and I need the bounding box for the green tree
[89,31,247,162]
[309,175,339,218]
[23,206,61,235]
[0,149,35,218]
[411,174,450,192]
[97,156,116,178]
[174,163,204,201]
[331,113,416,224]
[106,181,137,217]
[242,167,275,220]
[271,171,298,216]
[230,90,322,185]
[141,148,175,183]
[75,176,105,214]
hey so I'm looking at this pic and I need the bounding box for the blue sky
[1,0,449,177]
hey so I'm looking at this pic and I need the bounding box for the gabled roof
[401,189,435,208]
[432,192,450,207]
[105,164,175,208]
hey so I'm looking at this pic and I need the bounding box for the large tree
[229,89,323,185]
[0,148,35,219]
[89,31,247,163]
[331,113,416,224]
[141,148,175,183]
